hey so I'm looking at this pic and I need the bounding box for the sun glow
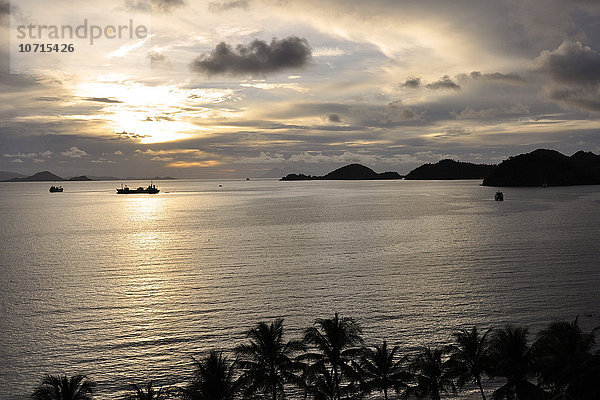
[74,78,237,143]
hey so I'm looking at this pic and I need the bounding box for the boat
[495,191,504,201]
[49,186,63,192]
[116,182,159,194]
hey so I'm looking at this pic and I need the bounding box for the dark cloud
[208,0,248,13]
[145,115,175,121]
[116,131,150,139]
[400,77,421,88]
[82,97,123,104]
[425,75,461,90]
[534,40,600,85]
[153,0,185,12]
[35,97,65,102]
[0,0,9,15]
[458,71,527,85]
[544,87,600,112]
[400,75,460,90]
[125,0,184,13]
[327,113,341,123]
[124,0,150,11]
[450,104,530,120]
[534,40,600,111]
[148,51,170,68]
[190,37,311,76]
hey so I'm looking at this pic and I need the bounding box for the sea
[1,179,599,399]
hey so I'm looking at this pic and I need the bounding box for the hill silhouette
[68,176,93,181]
[0,171,26,181]
[281,164,402,181]
[7,171,64,182]
[405,159,495,180]
[483,149,600,186]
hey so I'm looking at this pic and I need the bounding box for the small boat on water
[49,186,63,193]
[495,191,504,201]
[116,182,159,194]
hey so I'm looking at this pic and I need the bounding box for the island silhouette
[483,149,600,187]
[2,171,177,182]
[280,163,402,180]
[404,159,495,180]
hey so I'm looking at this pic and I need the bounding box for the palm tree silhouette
[126,381,164,400]
[31,374,96,400]
[487,325,546,400]
[358,340,410,400]
[449,326,492,400]
[299,362,337,400]
[235,318,304,400]
[185,350,237,400]
[302,313,364,400]
[406,346,456,400]
[532,317,598,398]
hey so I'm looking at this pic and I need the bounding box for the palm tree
[126,381,164,400]
[486,325,546,400]
[299,362,337,400]
[235,318,305,400]
[359,340,410,400]
[449,326,491,400]
[406,346,456,400]
[532,317,598,398]
[31,374,96,400]
[302,313,364,400]
[185,350,237,400]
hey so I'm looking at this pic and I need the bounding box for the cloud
[457,71,527,85]
[425,75,461,90]
[124,0,151,11]
[327,113,342,123]
[82,97,123,104]
[190,37,312,76]
[534,40,600,85]
[167,160,221,168]
[400,77,422,88]
[312,47,346,57]
[35,97,65,102]
[450,104,530,120]
[240,82,309,92]
[116,131,150,140]
[434,127,471,138]
[4,151,53,159]
[61,147,87,158]
[400,75,460,90]
[153,0,184,12]
[148,51,170,68]
[235,151,286,164]
[285,151,421,165]
[0,1,9,15]
[534,40,600,111]
[207,0,248,13]
[125,0,184,13]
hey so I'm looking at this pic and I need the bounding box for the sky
[1,0,600,178]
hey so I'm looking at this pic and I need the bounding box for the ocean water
[0,179,599,399]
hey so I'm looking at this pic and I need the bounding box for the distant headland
[1,170,176,182]
[482,149,600,187]
[281,149,600,186]
[404,159,495,180]
[280,164,403,181]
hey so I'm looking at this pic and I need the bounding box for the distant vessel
[49,186,63,193]
[495,191,504,201]
[116,182,159,194]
